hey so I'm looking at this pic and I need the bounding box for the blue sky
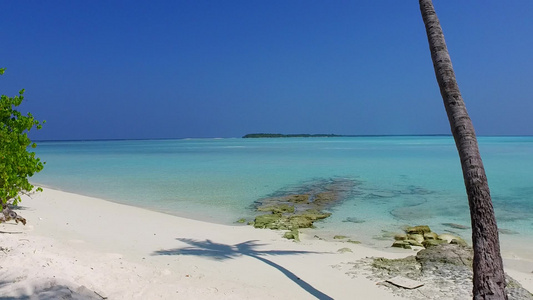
[1,1,532,140]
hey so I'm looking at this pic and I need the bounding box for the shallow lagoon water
[31,136,533,250]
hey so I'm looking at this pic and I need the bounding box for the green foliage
[0,68,45,206]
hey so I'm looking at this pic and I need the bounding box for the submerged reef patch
[250,178,359,234]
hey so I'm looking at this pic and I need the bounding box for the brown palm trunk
[418,1,507,299]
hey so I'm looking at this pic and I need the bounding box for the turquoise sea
[31,136,533,251]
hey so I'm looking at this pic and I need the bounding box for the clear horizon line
[33,133,533,143]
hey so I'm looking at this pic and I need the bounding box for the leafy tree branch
[0,68,45,225]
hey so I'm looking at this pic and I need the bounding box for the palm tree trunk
[418,1,507,299]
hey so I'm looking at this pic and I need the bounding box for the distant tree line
[242,133,344,138]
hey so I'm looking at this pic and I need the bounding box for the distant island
[242,133,345,138]
[242,133,453,138]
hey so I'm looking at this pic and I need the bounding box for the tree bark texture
[418,1,507,299]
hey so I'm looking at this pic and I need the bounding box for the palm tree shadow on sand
[152,238,333,300]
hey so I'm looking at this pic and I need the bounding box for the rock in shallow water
[437,233,465,244]
[406,225,432,234]
[408,234,424,243]
[392,241,412,249]
[283,229,300,242]
[394,233,407,241]
[423,232,438,240]
[253,214,283,229]
[252,178,357,234]
[421,239,446,248]
[390,225,468,250]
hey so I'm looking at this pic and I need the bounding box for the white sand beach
[1,188,532,299]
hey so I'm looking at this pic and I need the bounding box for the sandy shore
[1,188,532,299]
